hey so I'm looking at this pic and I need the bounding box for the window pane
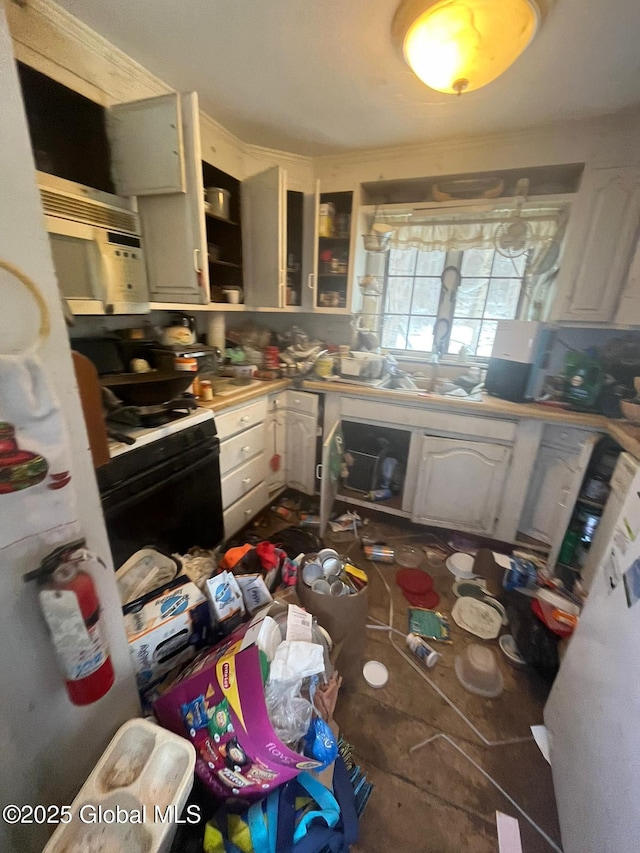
[388,248,417,275]
[477,321,498,357]
[385,278,413,313]
[460,248,493,276]
[412,277,441,315]
[485,278,521,319]
[491,251,527,277]
[407,316,437,351]
[381,315,409,349]
[415,249,446,276]
[454,278,488,318]
[448,319,480,355]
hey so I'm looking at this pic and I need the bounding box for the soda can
[363,544,395,564]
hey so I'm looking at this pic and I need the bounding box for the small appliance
[37,171,149,315]
[485,320,553,402]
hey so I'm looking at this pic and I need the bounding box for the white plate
[451,597,502,639]
[446,552,476,579]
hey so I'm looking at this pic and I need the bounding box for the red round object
[396,568,434,594]
[531,598,573,638]
[404,589,440,609]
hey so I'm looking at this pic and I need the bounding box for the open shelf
[337,492,407,517]
[209,258,241,269]
[204,210,240,227]
[514,532,552,553]
[576,495,606,510]
[202,161,243,300]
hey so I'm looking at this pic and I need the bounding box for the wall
[0,6,140,852]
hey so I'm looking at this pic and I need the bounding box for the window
[381,245,527,358]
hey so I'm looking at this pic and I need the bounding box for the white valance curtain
[375,207,565,253]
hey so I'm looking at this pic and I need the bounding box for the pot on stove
[161,313,197,347]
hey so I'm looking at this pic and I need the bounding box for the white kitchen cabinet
[217,397,268,539]
[107,91,209,304]
[265,395,287,495]
[518,431,597,568]
[319,419,344,536]
[554,166,640,323]
[285,411,317,495]
[615,233,640,325]
[411,436,511,535]
[266,390,319,496]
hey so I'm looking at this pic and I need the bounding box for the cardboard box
[123,580,211,697]
[154,614,322,801]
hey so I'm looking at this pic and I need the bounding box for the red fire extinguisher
[24,539,115,706]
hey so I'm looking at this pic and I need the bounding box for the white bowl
[446,552,475,578]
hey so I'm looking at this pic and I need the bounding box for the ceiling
[55,0,640,156]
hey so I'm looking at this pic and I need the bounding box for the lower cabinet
[217,397,268,540]
[518,428,597,568]
[267,390,319,497]
[411,436,511,536]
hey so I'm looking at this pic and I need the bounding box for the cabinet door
[555,167,640,323]
[109,92,209,304]
[412,437,511,535]
[108,93,186,196]
[241,165,286,308]
[285,411,317,495]
[615,234,640,325]
[519,437,596,567]
[319,419,343,536]
[301,180,320,310]
[265,408,287,495]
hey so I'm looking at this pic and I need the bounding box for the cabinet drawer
[340,397,515,443]
[542,425,591,452]
[215,398,267,440]
[224,481,269,540]
[220,423,265,475]
[282,389,319,417]
[221,452,267,510]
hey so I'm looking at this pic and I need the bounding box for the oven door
[100,439,224,569]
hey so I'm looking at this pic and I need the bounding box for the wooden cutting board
[72,351,110,468]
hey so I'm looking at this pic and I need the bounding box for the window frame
[358,196,572,362]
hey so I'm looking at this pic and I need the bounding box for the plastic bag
[265,679,313,746]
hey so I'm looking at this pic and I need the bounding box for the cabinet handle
[244,508,252,517]
[294,398,301,404]
[241,445,251,453]
[193,248,202,272]
[559,485,570,508]
[242,477,251,485]
[240,416,249,423]
[307,273,315,291]
[315,463,322,479]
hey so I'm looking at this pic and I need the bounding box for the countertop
[195,376,640,458]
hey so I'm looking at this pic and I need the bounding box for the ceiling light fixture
[392,0,541,95]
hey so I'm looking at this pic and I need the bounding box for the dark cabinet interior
[317,190,353,308]
[202,161,243,301]
[17,62,114,194]
[286,190,304,305]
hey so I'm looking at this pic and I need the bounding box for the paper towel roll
[207,314,226,350]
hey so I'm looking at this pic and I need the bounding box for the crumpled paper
[268,640,325,682]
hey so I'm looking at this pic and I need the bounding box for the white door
[519,437,596,567]
[319,419,344,536]
[520,445,581,546]
[241,165,286,308]
[412,436,511,535]
[555,166,640,323]
[301,179,320,310]
[615,234,640,324]
[109,92,209,304]
[108,93,186,196]
[265,407,286,495]
[285,411,317,495]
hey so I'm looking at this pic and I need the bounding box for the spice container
[199,380,213,401]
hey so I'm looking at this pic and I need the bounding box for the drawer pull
[241,445,251,453]
[240,415,250,423]
[242,477,251,485]
[244,508,252,516]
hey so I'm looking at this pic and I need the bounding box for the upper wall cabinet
[241,166,318,310]
[553,166,640,323]
[107,92,209,305]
